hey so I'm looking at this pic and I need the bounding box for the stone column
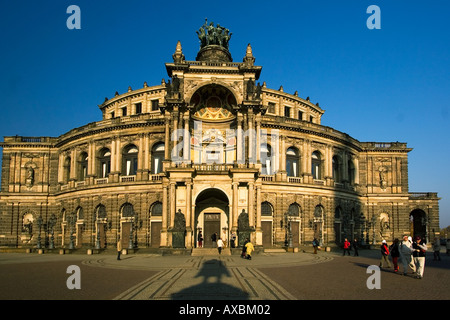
[184,112,190,163]
[255,184,262,246]
[185,182,192,248]
[161,185,169,247]
[248,181,255,229]
[237,113,243,164]
[232,182,239,230]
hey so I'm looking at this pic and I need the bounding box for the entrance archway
[195,188,230,248]
[410,209,427,241]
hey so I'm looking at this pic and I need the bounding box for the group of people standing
[379,235,428,279]
[339,235,435,279]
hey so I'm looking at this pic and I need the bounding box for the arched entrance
[410,209,427,241]
[195,188,230,248]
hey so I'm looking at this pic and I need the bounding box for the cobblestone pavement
[0,247,449,302]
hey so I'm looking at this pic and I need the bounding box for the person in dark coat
[389,238,400,272]
[352,238,359,256]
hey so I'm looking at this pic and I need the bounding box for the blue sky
[1,1,449,227]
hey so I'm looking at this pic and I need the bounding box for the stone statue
[26,166,35,187]
[379,167,387,189]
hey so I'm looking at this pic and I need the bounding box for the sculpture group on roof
[196,19,232,50]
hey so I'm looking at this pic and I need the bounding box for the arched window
[261,202,273,216]
[286,147,299,177]
[260,144,272,175]
[122,145,138,176]
[335,206,342,219]
[151,143,165,174]
[96,204,107,219]
[312,151,322,180]
[332,155,342,183]
[98,148,111,178]
[76,206,84,220]
[78,152,88,181]
[121,203,134,218]
[348,159,355,185]
[288,203,300,217]
[150,202,163,216]
[63,156,71,183]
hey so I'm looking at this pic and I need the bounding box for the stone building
[0,22,440,251]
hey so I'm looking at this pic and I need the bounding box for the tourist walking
[211,232,217,248]
[198,231,203,248]
[241,238,249,258]
[230,232,236,248]
[389,238,400,272]
[399,235,415,275]
[245,239,254,260]
[217,237,224,254]
[117,237,122,261]
[352,238,359,256]
[412,236,427,279]
[433,238,441,261]
[312,238,319,254]
[343,238,351,256]
[379,240,391,269]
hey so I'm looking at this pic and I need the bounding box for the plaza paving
[0,246,449,302]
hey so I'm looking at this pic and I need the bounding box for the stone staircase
[191,247,231,256]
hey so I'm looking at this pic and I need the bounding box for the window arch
[335,206,342,219]
[96,204,107,219]
[288,203,301,217]
[312,151,322,180]
[150,201,163,216]
[286,147,299,177]
[63,156,71,183]
[78,152,88,181]
[348,159,355,185]
[151,142,165,174]
[261,201,273,216]
[332,155,342,183]
[76,206,84,220]
[121,203,134,218]
[122,144,138,176]
[98,148,111,178]
[260,144,272,175]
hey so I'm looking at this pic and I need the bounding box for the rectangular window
[298,110,303,120]
[310,116,314,123]
[284,106,291,118]
[135,102,142,114]
[151,100,159,111]
[268,102,276,114]
[122,107,127,117]
[110,111,115,118]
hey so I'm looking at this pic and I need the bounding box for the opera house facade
[0,22,440,251]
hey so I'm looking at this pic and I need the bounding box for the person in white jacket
[217,238,224,254]
[399,235,415,276]
[412,236,427,279]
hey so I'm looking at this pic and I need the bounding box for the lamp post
[48,214,56,249]
[371,215,377,245]
[68,212,76,250]
[36,216,43,249]
[283,212,293,249]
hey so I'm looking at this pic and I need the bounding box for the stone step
[191,248,231,256]
[264,248,287,253]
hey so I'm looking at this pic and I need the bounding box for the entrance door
[98,223,106,248]
[204,213,220,248]
[291,221,299,247]
[121,222,131,248]
[151,222,161,248]
[262,221,272,248]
